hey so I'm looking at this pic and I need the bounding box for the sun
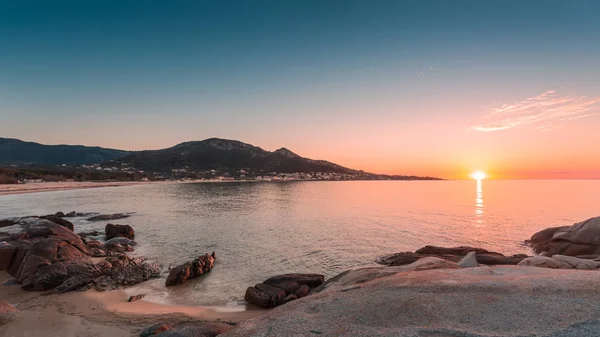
[470,171,487,180]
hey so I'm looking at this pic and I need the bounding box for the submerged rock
[105,237,137,252]
[244,273,324,308]
[105,223,135,240]
[165,252,215,286]
[87,213,132,221]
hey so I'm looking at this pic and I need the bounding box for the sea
[1,180,597,309]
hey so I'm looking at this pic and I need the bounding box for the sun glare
[471,171,487,180]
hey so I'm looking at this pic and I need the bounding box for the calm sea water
[1,180,598,308]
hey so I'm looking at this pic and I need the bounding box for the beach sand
[0,272,263,337]
[0,181,188,196]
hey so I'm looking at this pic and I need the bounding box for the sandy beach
[0,271,262,337]
[0,181,185,196]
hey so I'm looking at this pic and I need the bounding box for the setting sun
[471,171,487,180]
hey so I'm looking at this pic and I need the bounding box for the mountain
[0,138,129,166]
[115,138,360,174]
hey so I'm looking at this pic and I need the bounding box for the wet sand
[0,272,263,337]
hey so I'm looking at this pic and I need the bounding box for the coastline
[0,181,187,196]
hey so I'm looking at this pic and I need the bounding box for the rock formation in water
[376,245,529,267]
[0,215,160,293]
[105,223,135,240]
[87,213,132,221]
[165,252,216,286]
[244,273,324,308]
[527,216,600,256]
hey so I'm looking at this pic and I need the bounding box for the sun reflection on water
[474,179,484,223]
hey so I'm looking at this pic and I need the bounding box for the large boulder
[527,217,600,256]
[87,213,131,221]
[244,273,325,308]
[165,253,215,286]
[105,223,135,240]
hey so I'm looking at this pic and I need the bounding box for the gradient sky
[2,1,600,179]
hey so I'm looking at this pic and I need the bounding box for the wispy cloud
[471,90,600,132]
[417,65,434,78]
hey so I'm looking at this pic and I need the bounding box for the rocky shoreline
[2,213,600,336]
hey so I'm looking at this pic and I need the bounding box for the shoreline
[0,181,189,196]
[0,271,263,336]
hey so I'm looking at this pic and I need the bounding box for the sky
[2,0,600,179]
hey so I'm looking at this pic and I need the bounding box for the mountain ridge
[116,138,360,174]
[0,137,440,180]
[0,137,128,166]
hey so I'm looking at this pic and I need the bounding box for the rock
[0,218,19,228]
[94,256,160,291]
[283,294,298,303]
[517,256,572,269]
[87,213,131,221]
[128,294,145,302]
[105,237,137,253]
[0,300,18,326]
[3,278,18,286]
[528,217,600,256]
[264,273,324,289]
[165,262,192,287]
[244,273,324,308]
[21,262,68,291]
[105,223,135,240]
[0,215,159,294]
[377,246,528,267]
[416,246,496,255]
[245,283,287,308]
[295,284,310,298]
[551,255,600,270]
[84,239,104,249]
[54,212,66,218]
[140,323,173,337]
[222,265,600,337]
[39,215,75,231]
[165,253,215,286]
[0,243,16,270]
[65,211,77,217]
[154,323,232,337]
[78,231,101,238]
[458,251,478,268]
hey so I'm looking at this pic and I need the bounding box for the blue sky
[2,1,600,177]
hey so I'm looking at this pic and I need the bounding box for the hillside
[0,138,129,165]
[115,138,361,174]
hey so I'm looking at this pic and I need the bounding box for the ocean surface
[1,180,598,308]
